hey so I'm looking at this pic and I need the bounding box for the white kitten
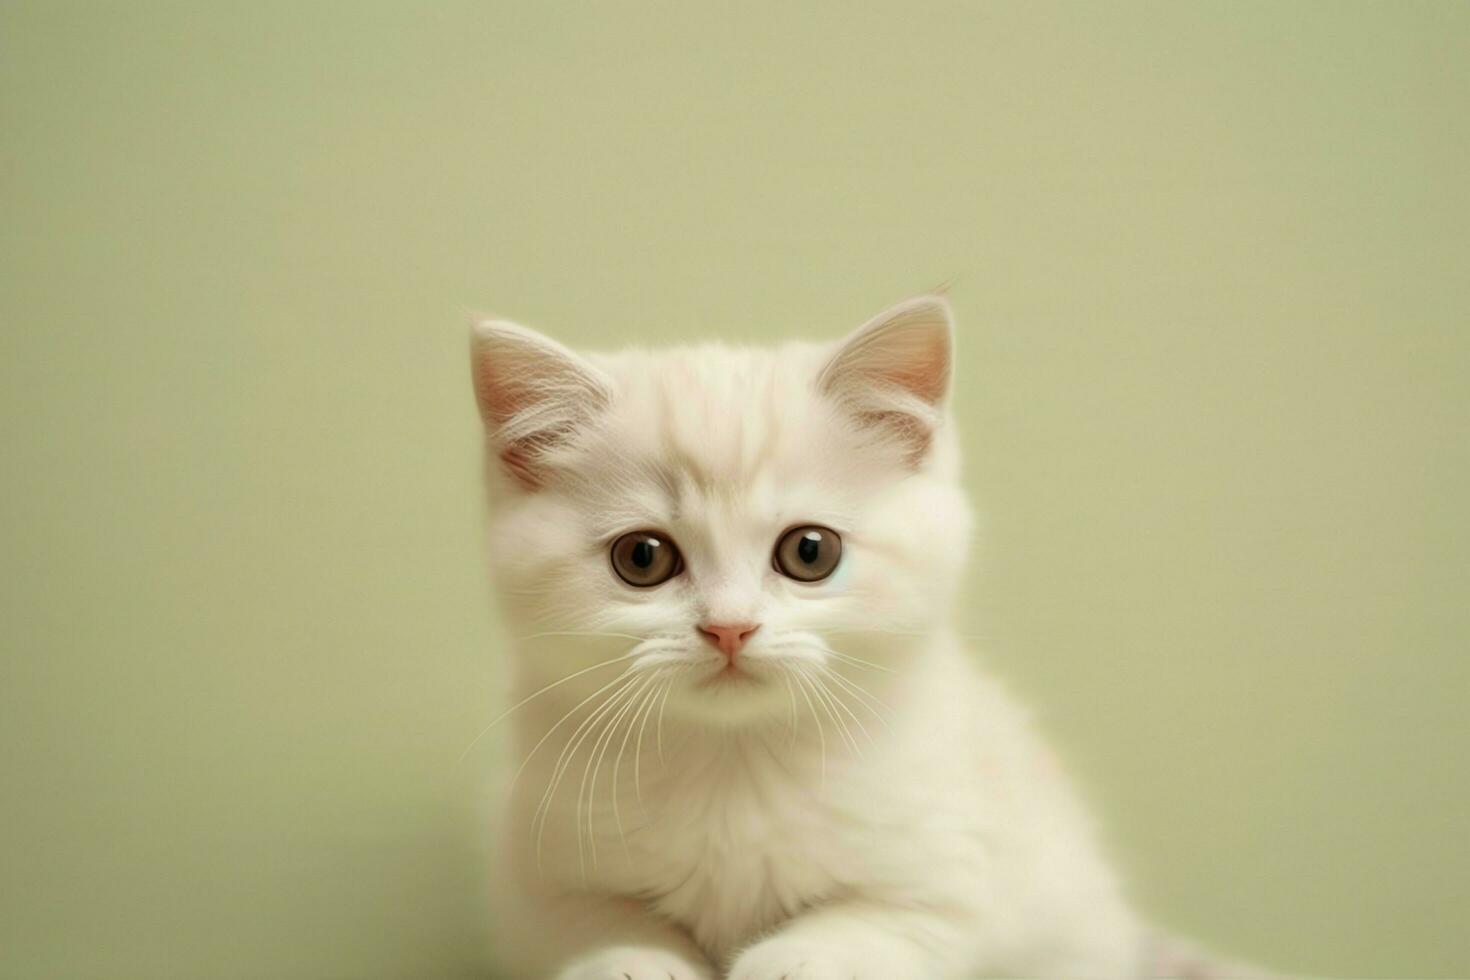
[468,298,1240,979]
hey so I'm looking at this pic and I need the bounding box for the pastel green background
[3,2,1466,977]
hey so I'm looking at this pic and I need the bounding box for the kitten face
[471,298,970,726]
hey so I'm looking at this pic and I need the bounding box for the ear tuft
[818,295,954,462]
[469,317,611,489]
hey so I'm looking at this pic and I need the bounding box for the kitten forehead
[593,341,828,478]
[535,339,882,540]
[572,341,881,529]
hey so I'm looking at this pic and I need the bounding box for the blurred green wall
[2,2,1467,977]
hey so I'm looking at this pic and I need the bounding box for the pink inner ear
[820,299,953,466]
[823,299,953,410]
[471,322,611,491]
[879,339,949,405]
[856,408,934,465]
[472,359,529,427]
[475,366,550,488]
[498,443,542,490]
[490,416,575,491]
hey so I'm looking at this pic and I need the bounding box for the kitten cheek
[826,555,852,591]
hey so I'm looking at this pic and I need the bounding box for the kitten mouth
[699,661,759,687]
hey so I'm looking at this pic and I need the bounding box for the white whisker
[566,689,631,882]
[504,666,634,805]
[792,671,826,789]
[816,670,877,749]
[783,672,800,748]
[583,672,656,870]
[656,671,678,768]
[803,668,862,759]
[814,643,898,675]
[611,670,664,861]
[517,629,653,643]
[533,676,640,877]
[821,665,896,730]
[632,674,666,805]
[456,649,645,764]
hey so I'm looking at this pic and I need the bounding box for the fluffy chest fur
[515,695,878,959]
[623,740,847,958]
[508,640,1118,972]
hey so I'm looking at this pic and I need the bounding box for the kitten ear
[817,295,954,461]
[469,317,612,490]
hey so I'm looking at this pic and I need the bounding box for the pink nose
[698,622,760,660]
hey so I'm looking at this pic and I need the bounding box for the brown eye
[610,531,682,587]
[773,525,842,582]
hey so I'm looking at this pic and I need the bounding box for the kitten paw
[727,941,850,980]
[557,945,712,980]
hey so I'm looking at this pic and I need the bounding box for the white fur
[470,298,1146,979]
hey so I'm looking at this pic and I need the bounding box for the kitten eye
[610,531,683,588]
[773,525,842,583]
